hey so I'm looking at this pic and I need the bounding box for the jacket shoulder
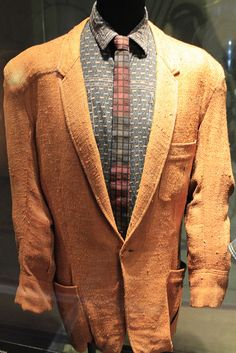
[166,31,225,87]
[3,33,66,92]
[150,22,225,89]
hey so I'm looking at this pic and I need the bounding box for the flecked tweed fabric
[3,15,235,353]
[80,3,156,230]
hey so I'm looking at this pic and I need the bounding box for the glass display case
[0,1,235,352]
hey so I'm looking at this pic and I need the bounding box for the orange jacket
[3,18,235,353]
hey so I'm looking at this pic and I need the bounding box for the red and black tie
[109,35,131,239]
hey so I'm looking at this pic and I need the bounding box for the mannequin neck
[96,0,146,35]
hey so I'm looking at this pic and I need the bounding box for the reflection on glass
[162,2,236,353]
[0,1,235,353]
[163,0,236,212]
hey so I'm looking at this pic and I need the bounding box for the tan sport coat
[3,18,235,353]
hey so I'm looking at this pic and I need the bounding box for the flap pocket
[54,281,93,351]
[54,281,78,302]
[167,261,187,336]
[159,140,197,201]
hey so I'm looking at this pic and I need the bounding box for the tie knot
[113,35,130,51]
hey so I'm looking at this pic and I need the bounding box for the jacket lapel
[58,18,124,243]
[125,22,180,242]
[57,18,180,245]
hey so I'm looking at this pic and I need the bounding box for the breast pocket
[158,140,197,202]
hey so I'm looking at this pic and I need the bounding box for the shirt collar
[89,1,149,56]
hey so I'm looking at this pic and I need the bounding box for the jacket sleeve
[184,65,235,307]
[3,62,56,314]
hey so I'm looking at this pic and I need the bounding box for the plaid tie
[109,35,131,239]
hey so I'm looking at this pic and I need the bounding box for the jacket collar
[89,1,149,56]
[57,18,180,77]
[57,18,180,247]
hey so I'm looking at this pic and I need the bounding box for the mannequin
[3,0,234,352]
[96,0,146,35]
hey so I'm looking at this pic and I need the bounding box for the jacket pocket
[167,261,186,337]
[159,140,197,201]
[54,281,93,352]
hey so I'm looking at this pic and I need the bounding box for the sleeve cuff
[15,272,54,314]
[189,270,229,308]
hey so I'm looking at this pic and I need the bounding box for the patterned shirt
[80,2,156,224]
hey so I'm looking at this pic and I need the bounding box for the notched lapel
[125,23,180,242]
[57,19,180,245]
[58,19,124,242]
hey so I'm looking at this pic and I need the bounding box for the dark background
[0,1,235,352]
